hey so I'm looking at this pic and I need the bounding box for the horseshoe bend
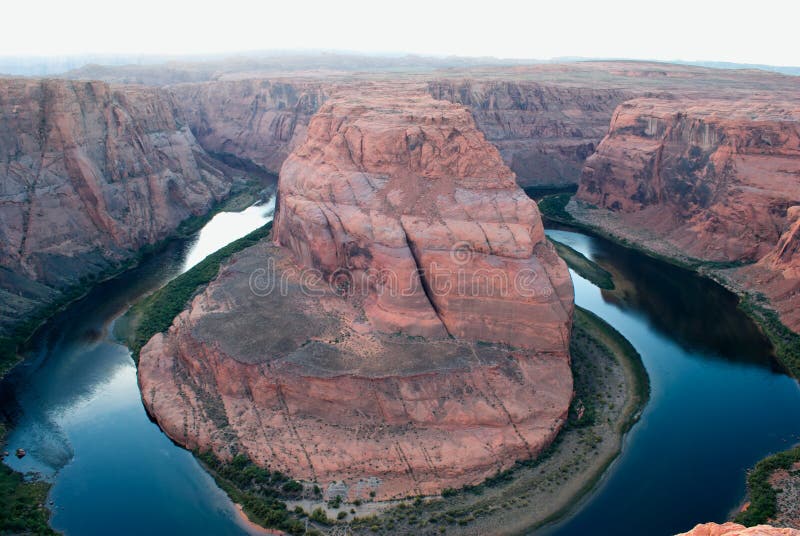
[137,85,575,500]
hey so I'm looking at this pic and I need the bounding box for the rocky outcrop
[677,522,800,536]
[575,97,800,332]
[429,80,629,188]
[170,79,327,175]
[739,206,800,331]
[139,85,574,500]
[274,85,574,349]
[0,78,235,336]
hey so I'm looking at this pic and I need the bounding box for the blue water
[1,201,274,536]
[2,211,798,535]
[542,229,800,536]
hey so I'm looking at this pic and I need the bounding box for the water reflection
[183,197,276,271]
[0,200,274,536]
[543,229,800,536]
[548,229,774,364]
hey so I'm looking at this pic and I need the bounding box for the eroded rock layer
[139,85,574,500]
[576,97,800,332]
[171,79,327,175]
[0,78,235,336]
[428,80,629,187]
[273,85,574,351]
[677,522,800,536]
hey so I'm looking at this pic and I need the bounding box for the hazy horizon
[2,50,800,79]
[4,0,799,68]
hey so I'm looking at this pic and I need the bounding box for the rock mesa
[139,85,573,500]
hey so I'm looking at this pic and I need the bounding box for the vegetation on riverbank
[523,185,578,202]
[0,180,271,379]
[550,238,615,290]
[541,193,800,531]
[538,194,800,379]
[342,307,648,534]
[0,423,56,535]
[196,451,315,535]
[181,305,647,535]
[735,445,800,526]
[739,297,800,379]
[574,307,650,431]
[537,193,577,224]
[127,222,273,361]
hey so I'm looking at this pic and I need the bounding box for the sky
[2,0,798,66]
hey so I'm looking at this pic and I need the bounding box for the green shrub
[310,507,330,525]
[537,194,575,223]
[735,445,800,526]
[128,222,272,361]
[739,298,800,378]
[195,450,307,533]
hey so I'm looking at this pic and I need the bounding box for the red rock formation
[741,206,800,331]
[0,78,235,336]
[428,80,629,188]
[575,97,800,332]
[677,522,800,536]
[139,85,573,500]
[171,79,327,175]
[274,85,573,351]
[162,62,800,192]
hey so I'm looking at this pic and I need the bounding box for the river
[540,229,800,535]
[0,199,275,536]
[1,206,799,535]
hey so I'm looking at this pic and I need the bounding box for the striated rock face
[274,85,574,350]
[139,85,574,500]
[576,97,800,331]
[429,80,629,188]
[171,79,327,175]
[677,522,800,536]
[0,78,235,336]
[741,205,800,331]
[171,76,628,190]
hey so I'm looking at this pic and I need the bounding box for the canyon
[0,78,242,341]
[575,96,800,333]
[427,79,629,187]
[157,62,798,193]
[170,79,327,175]
[138,85,574,500]
[2,57,800,534]
[8,63,795,346]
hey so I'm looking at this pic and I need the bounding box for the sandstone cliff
[139,85,574,501]
[163,62,800,193]
[678,522,800,536]
[170,79,327,175]
[428,80,629,188]
[274,85,574,349]
[575,97,800,332]
[0,78,236,337]
[171,77,627,190]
